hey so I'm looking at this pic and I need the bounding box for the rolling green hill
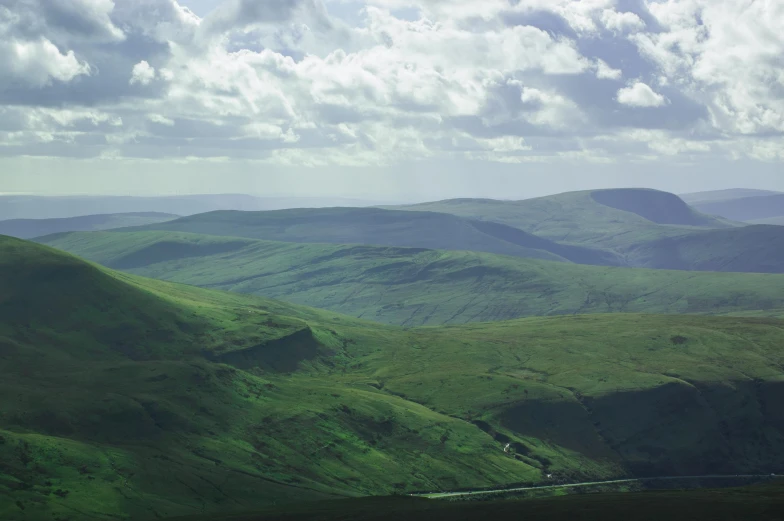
[121,207,621,266]
[38,230,784,326]
[386,189,733,251]
[0,212,179,239]
[5,235,784,521]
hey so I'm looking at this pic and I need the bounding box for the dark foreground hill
[0,212,178,239]
[5,236,784,520]
[39,230,784,325]
[168,484,784,521]
[124,207,619,266]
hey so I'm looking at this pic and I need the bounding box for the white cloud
[0,38,91,87]
[617,82,667,107]
[148,114,175,126]
[600,9,645,33]
[595,59,622,80]
[0,0,781,183]
[130,60,157,86]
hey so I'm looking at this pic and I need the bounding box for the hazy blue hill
[625,225,784,273]
[6,235,784,520]
[387,189,732,251]
[39,230,784,325]
[748,216,784,225]
[124,207,621,266]
[0,212,178,239]
[691,194,784,222]
[0,194,396,220]
[680,188,782,204]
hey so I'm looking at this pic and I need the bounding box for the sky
[0,0,782,200]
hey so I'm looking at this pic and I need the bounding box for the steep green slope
[0,212,179,239]
[387,189,731,251]
[6,236,784,520]
[123,207,620,266]
[39,230,784,326]
[0,236,538,520]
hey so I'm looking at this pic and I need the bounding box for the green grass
[5,236,784,520]
[38,230,784,326]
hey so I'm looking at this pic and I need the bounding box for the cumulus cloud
[130,60,156,85]
[595,59,622,80]
[617,82,667,107]
[0,0,781,176]
[0,37,91,88]
[600,9,645,33]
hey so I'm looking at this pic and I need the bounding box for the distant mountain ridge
[0,212,179,239]
[122,206,621,266]
[691,194,784,222]
[680,188,782,204]
[0,194,400,220]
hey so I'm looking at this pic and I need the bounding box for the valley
[3,187,784,520]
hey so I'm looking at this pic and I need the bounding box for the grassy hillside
[6,236,784,520]
[387,189,731,251]
[122,207,620,266]
[39,230,784,326]
[0,213,179,239]
[0,236,540,520]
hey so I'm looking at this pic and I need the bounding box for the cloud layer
[0,0,782,190]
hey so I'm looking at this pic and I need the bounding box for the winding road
[415,474,780,499]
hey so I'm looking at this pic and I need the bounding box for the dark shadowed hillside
[590,189,720,226]
[166,484,784,521]
[625,225,784,273]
